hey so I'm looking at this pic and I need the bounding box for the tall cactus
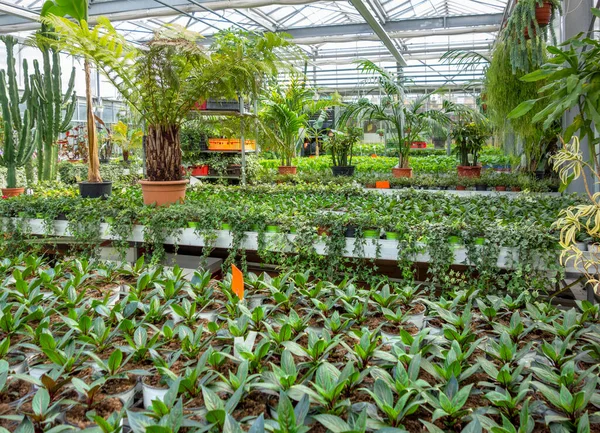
[30,31,76,181]
[0,36,37,189]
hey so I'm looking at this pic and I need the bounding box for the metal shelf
[189,110,252,117]
[198,149,256,154]
[193,175,241,179]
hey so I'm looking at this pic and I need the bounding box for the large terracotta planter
[535,1,553,26]
[392,167,413,178]
[457,165,482,178]
[278,166,297,175]
[139,179,189,206]
[1,187,24,198]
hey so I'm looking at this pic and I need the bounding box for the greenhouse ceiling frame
[0,0,504,91]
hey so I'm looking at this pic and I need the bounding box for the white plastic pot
[8,352,27,374]
[142,380,169,409]
[28,364,52,383]
[109,382,137,406]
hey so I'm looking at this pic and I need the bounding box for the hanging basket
[535,1,553,27]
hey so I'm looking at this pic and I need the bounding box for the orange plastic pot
[1,187,24,198]
[139,179,189,206]
[278,166,297,175]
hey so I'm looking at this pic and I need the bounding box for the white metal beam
[0,0,327,33]
[0,0,38,21]
[348,0,407,66]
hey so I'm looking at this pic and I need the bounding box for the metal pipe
[291,25,500,44]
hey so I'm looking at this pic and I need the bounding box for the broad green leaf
[507,100,538,119]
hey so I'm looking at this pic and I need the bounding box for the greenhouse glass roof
[0,0,508,92]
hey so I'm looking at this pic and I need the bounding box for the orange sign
[375,181,390,189]
[231,264,244,300]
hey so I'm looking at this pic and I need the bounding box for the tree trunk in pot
[85,59,102,183]
[146,124,181,181]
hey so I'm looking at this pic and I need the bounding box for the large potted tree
[341,60,450,178]
[41,0,109,198]
[44,19,287,205]
[0,37,37,197]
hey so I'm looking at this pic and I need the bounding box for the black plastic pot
[332,166,355,177]
[79,181,113,199]
[433,138,445,149]
[344,225,357,238]
[99,158,110,164]
[535,171,545,180]
[475,184,488,191]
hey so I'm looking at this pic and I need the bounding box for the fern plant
[42,17,290,182]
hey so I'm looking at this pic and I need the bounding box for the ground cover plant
[0,183,582,290]
[0,253,597,432]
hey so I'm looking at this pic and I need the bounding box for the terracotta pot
[456,185,467,191]
[1,187,24,198]
[535,1,553,26]
[392,167,413,178]
[139,179,189,206]
[278,166,297,175]
[512,186,522,192]
[457,165,482,178]
[495,186,507,192]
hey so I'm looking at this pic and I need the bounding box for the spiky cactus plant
[0,36,37,191]
[30,36,76,181]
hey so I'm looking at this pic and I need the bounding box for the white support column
[565,0,595,194]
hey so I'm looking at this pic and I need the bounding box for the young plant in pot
[0,36,37,198]
[430,122,449,150]
[260,76,335,175]
[111,119,143,165]
[341,60,451,179]
[40,0,111,199]
[327,127,361,177]
[45,19,288,205]
[452,115,490,179]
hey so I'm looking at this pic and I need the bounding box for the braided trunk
[145,124,182,181]
[85,59,102,182]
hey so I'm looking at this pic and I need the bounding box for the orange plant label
[231,264,244,300]
[375,181,390,189]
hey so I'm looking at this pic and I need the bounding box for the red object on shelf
[410,141,427,148]
[191,165,209,176]
[194,100,208,110]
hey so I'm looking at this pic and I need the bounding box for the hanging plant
[504,0,561,73]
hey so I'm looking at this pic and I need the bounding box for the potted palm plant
[44,18,287,205]
[111,120,142,164]
[326,127,361,176]
[41,0,109,198]
[341,60,451,178]
[260,77,334,175]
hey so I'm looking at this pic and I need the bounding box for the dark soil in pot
[103,376,137,395]
[65,397,123,429]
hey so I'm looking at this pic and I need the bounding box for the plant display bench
[9,217,595,303]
